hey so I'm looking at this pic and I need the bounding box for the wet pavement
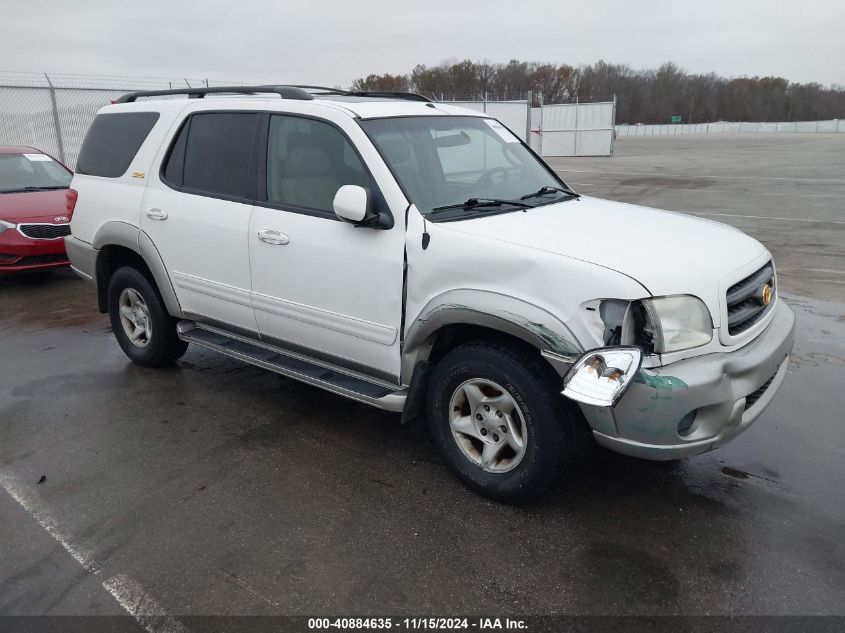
[1,135,845,620]
[547,133,845,302]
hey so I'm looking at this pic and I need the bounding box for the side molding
[402,289,583,381]
[139,231,183,318]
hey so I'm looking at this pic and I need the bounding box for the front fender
[401,288,583,382]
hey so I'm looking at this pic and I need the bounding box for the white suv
[66,85,795,503]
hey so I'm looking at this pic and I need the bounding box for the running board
[177,321,406,411]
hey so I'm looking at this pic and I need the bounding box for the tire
[107,266,188,367]
[426,341,578,504]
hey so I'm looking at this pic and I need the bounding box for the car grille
[14,254,68,266]
[18,223,71,239]
[745,370,778,410]
[726,262,775,335]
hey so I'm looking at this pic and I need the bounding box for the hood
[0,189,70,222]
[437,196,769,324]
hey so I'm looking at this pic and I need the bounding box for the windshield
[360,116,572,218]
[0,153,72,193]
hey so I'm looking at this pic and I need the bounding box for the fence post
[573,96,579,155]
[610,94,617,156]
[538,97,544,156]
[525,90,532,144]
[43,73,66,165]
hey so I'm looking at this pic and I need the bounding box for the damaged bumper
[579,300,796,460]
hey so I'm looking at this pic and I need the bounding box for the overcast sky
[2,0,843,87]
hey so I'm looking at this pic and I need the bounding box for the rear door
[142,109,260,332]
[248,112,407,383]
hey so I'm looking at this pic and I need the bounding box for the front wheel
[107,266,188,367]
[426,341,578,503]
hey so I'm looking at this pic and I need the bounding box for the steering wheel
[475,166,510,187]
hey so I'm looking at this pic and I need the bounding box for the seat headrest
[286,147,330,178]
[286,132,313,153]
[378,138,411,165]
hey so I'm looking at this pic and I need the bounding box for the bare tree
[351,59,845,122]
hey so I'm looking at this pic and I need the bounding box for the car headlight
[0,219,16,235]
[641,295,713,353]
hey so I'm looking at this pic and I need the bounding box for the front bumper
[0,227,69,273]
[579,300,796,460]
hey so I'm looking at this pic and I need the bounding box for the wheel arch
[92,222,182,317]
[401,289,584,397]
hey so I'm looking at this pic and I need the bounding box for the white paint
[103,574,187,633]
[555,168,845,184]
[568,181,841,200]
[432,195,770,332]
[0,474,185,633]
[800,268,845,275]
[0,474,102,575]
[686,212,845,225]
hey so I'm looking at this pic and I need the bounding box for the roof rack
[348,91,431,102]
[115,84,433,104]
[286,85,432,102]
[115,85,315,103]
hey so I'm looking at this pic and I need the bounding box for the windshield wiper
[519,185,579,201]
[430,197,535,215]
[0,185,68,194]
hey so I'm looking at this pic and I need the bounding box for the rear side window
[163,112,258,199]
[76,112,160,177]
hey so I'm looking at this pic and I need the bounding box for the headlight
[0,219,16,235]
[641,295,713,353]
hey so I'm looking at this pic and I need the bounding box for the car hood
[0,189,69,222]
[437,196,770,324]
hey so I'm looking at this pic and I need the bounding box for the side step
[177,322,406,411]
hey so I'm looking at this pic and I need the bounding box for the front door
[248,113,406,382]
[142,110,260,332]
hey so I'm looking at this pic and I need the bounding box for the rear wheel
[107,266,187,367]
[426,341,578,503]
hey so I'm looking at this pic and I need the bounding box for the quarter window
[77,112,160,178]
[163,112,258,199]
[266,115,368,213]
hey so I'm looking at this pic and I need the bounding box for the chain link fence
[1,73,623,165]
[0,72,243,168]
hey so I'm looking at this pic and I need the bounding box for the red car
[0,146,74,274]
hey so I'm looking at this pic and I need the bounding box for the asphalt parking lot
[1,134,844,623]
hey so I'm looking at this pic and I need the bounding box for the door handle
[145,208,168,221]
[257,229,290,245]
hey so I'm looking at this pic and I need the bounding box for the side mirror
[333,185,369,223]
[561,346,642,407]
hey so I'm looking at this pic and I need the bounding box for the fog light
[677,410,697,436]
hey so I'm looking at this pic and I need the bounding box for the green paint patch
[633,371,689,390]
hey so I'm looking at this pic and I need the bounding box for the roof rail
[115,84,433,104]
[115,85,315,103]
[286,85,432,102]
[348,91,431,102]
[287,85,349,95]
